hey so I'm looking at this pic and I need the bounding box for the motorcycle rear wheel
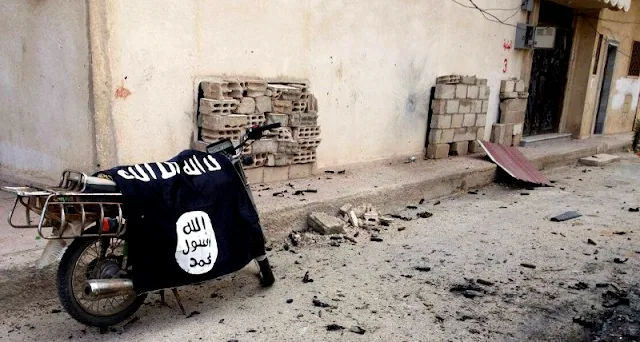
[57,236,147,327]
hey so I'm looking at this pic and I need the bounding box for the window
[629,41,640,77]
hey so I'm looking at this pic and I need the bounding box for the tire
[257,257,275,287]
[57,237,147,327]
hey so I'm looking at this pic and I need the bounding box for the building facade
[0,0,638,181]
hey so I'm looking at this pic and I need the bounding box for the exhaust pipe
[84,279,135,299]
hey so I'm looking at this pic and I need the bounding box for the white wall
[100,0,526,167]
[0,0,94,181]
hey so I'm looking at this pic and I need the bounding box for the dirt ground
[0,154,639,341]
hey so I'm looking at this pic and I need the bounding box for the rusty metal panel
[479,141,551,186]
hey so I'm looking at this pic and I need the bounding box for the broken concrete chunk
[340,203,353,216]
[348,211,359,228]
[363,212,379,225]
[579,154,621,167]
[380,216,394,226]
[352,204,368,219]
[308,212,346,235]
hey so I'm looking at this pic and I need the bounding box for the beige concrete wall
[0,0,95,181]
[580,5,640,136]
[94,0,526,168]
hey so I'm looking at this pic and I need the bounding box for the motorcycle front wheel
[57,236,147,327]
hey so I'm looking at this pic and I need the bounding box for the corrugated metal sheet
[479,141,551,186]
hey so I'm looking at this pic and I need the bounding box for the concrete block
[251,139,278,154]
[461,76,477,85]
[446,100,460,114]
[513,133,522,147]
[267,84,302,100]
[435,84,456,99]
[513,123,523,135]
[500,80,515,93]
[247,113,266,127]
[455,85,468,99]
[500,92,519,99]
[451,114,464,128]
[430,114,452,129]
[431,99,447,114]
[201,80,230,100]
[243,167,264,184]
[477,127,485,140]
[579,154,621,166]
[266,113,289,126]
[453,127,476,142]
[475,78,488,85]
[201,128,244,144]
[289,112,318,127]
[491,124,506,144]
[199,98,239,115]
[340,203,353,216]
[499,110,525,124]
[308,94,318,112]
[504,123,514,146]
[475,114,486,127]
[459,99,472,114]
[292,100,308,113]
[278,141,301,154]
[478,86,490,100]
[308,212,346,235]
[298,138,321,150]
[224,79,244,99]
[482,100,489,113]
[266,154,292,167]
[500,99,527,112]
[270,127,295,142]
[471,100,483,113]
[255,96,272,113]
[436,75,462,84]
[199,114,248,130]
[428,129,443,144]
[450,141,469,156]
[426,143,450,159]
[248,153,268,168]
[235,97,256,114]
[292,150,317,164]
[289,162,316,179]
[241,79,267,92]
[468,140,483,153]
[518,92,529,99]
[292,126,321,140]
[463,113,476,127]
[441,129,454,143]
[467,85,479,99]
[272,100,293,114]
[515,80,526,92]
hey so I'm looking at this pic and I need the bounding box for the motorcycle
[2,123,281,327]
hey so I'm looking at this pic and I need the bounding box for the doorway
[594,43,618,134]
[524,1,575,136]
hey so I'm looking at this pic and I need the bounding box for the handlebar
[247,122,282,140]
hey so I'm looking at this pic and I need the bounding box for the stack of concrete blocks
[490,78,528,147]
[427,75,490,159]
[196,77,320,184]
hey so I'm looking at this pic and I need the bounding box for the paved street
[1,153,639,341]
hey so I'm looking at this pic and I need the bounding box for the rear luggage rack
[2,170,126,239]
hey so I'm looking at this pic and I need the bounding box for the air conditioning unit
[534,27,556,49]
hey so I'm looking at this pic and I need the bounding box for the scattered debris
[550,211,582,222]
[479,141,551,186]
[340,203,353,215]
[294,189,317,195]
[602,289,630,308]
[587,238,597,246]
[520,192,530,196]
[469,328,481,334]
[613,257,629,264]
[596,283,609,288]
[417,211,433,219]
[326,324,345,331]
[628,207,639,212]
[397,227,406,231]
[419,198,425,205]
[407,205,418,210]
[308,212,346,235]
[434,201,441,206]
[579,154,621,166]
[380,216,394,226]
[450,282,486,299]
[286,299,293,304]
[288,232,301,247]
[468,190,479,195]
[613,231,628,235]
[414,266,431,272]
[573,316,596,328]
[370,236,384,242]
[344,236,357,244]
[313,299,331,308]
[364,211,380,225]
[349,326,366,335]
[476,279,494,286]
[406,155,416,163]
[302,271,314,283]
[324,170,335,174]
[348,211,359,228]
[186,311,200,318]
[568,282,589,290]
[390,213,413,221]
[50,309,62,314]
[520,263,537,269]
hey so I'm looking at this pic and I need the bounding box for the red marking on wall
[115,86,132,99]
[503,58,508,73]
[503,40,512,51]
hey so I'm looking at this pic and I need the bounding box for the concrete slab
[579,154,621,166]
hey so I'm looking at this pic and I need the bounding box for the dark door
[594,44,617,134]
[524,1,574,136]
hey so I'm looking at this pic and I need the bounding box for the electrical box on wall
[534,27,557,49]
[514,23,534,49]
[521,0,534,12]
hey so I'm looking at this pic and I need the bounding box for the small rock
[302,271,314,283]
[417,211,433,219]
[587,238,597,246]
[326,324,344,331]
[286,299,293,304]
[397,227,406,231]
[476,279,494,286]
[414,266,431,272]
[419,198,425,205]
[520,192,530,196]
[468,190,478,195]
[349,326,366,335]
[330,241,341,247]
[568,282,589,290]
[50,309,62,314]
[629,207,639,212]
[520,263,536,269]
[313,299,331,308]
[434,201,441,206]
[380,216,394,226]
[247,329,257,333]
[614,257,629,264]
[289,232,301,247]
[370,236,383,242]
[596,283,609,288]
[406,205,418,210]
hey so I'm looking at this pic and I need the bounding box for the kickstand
[171,288,187,316]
